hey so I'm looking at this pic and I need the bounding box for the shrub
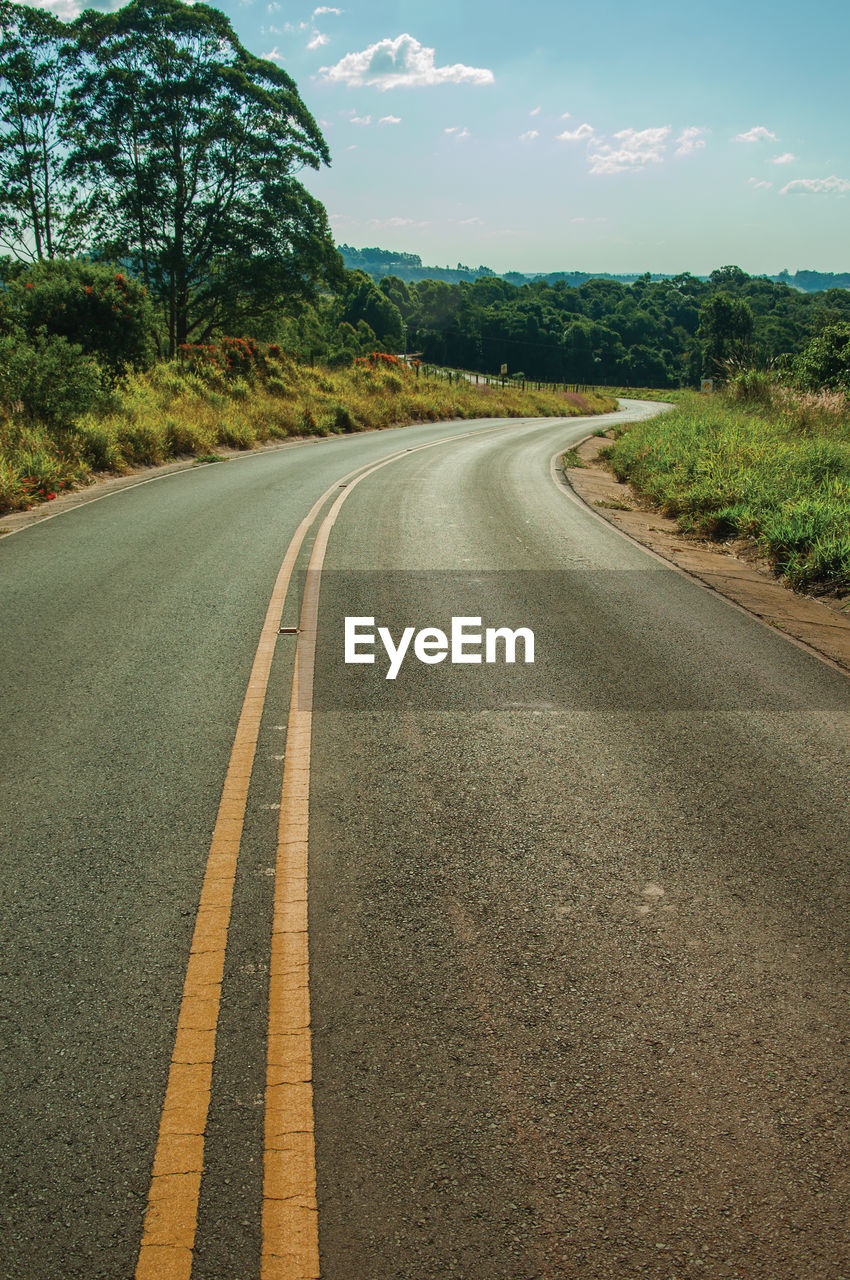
[0,331,105,429]
[73,419,125,471]
[330,402,356,432]
[790,324,850,393]
[2,259,157,379]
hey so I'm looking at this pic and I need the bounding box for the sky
[31,0,850,274]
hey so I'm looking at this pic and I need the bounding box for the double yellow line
[133,418,536,1280]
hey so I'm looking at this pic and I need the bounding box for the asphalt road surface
[1,402,848,1280]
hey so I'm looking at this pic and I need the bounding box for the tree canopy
[0,0,341,354]
[0,1,89,260]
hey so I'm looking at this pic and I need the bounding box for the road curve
[1,401,848,1280]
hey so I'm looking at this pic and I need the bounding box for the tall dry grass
[0,348,616,514]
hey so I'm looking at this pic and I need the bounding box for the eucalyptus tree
[69,0,341,355]
[0,1,89,260]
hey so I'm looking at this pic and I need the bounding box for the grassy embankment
[603,380,850,594]
[603,386,688,404]
[0,347,616,515]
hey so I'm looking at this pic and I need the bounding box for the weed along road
[1,401,849,1280]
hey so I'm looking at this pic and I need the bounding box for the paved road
[1,403,848,1280]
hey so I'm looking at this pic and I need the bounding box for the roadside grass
[0,348,616,514]
[562,447,587,468]
[604,387,850,593]
[605,386,686,404]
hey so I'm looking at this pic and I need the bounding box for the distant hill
[775,269,850,293]
[338,246,849,293]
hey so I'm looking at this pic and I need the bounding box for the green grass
[562,447,587,468]
[0,351,616,515]
[605,386,687,404]
[604,387,850,593]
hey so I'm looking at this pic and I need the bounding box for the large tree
[0,1,90,260]
[69,0,341,354]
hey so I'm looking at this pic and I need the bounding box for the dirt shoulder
[562,431,850,674]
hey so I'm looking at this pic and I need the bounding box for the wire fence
[419,364,598,395]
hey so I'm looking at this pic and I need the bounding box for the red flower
[24,282,33,289]
[85,285,94,295]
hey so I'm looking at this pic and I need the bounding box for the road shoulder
[561,431,850,673]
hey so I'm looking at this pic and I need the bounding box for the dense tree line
[315,264,850,387]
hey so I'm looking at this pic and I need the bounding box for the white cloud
[30,0,84,15]
[560,112,572,120]
[459,216,484,225]
[771,152,797,165]
[367,216,431,229]
[588,125,671,174]
[307,32,329,49]
[444,125,470,139]
[350,114,372,125]
[263,46,284,61]
[557,122,594,142]
[748,177,773,190]
[733,125,777,143]
[314,5,342,13]
[530,106,541,116]
[675,126,706,156]
[378,115,402,125]
[42,0,140,9]
[780,175,850,195]
[320,33,494,90]
[519,130,539,142]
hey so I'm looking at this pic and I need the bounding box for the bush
[791,324,850,393]
[1,259,157,380]
[330,402,356,431]
[0,330,105,429]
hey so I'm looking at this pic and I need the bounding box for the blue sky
[41,0,850,273]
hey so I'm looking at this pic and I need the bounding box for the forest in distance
[317,259,850,389]
[338,245,850,295]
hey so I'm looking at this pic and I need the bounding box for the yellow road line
[135,485,333,1280]
[136,416,543,1280]
[260,446,448,1278]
